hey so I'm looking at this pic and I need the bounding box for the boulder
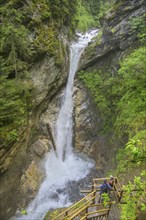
[31,139,49,157]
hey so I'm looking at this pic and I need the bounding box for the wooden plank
[87,208,109,215]
[80,189,102,193]
[87,202,114,208]
[80,190,92,193]
[69,196,96,219]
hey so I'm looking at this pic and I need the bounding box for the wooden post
[118,190,123,203]
[46,123,58,158]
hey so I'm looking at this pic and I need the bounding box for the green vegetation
[0,76,32,148]
[118,168,146,219]
[79,46,146,136]
[0,0,78,149]
[115,47,146,137]
[75,0,97,32]
[116,131,146,174]
[43,209,69,220]
[78,13,146,218]
[97,0,115,19]
[0,4,32,78]
[114,130,146,219]
[75,0,115,32]
[129,16,146,44]
[79,69,116,132]
[43,210,60,220]
[102,193,110,207]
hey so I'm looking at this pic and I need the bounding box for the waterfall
[56,29,98,160]
[14,29,99,220]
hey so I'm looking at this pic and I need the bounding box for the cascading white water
[56,29,98,160]
[14,29,98,220]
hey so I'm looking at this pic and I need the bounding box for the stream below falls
[11,29,100,220]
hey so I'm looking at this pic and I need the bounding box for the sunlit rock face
[19,161,44,208]
[73,80,114,172]
[73,80,98,155]
[29,56,68,105]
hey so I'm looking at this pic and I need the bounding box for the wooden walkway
[43,177,123,220]
[44,176,143,219]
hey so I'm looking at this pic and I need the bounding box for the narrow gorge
[0,0,145,220]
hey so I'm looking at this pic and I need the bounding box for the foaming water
[13,29,99,220]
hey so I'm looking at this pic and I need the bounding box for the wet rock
[56,188,64,194]
[64,167,102,203]
[31,139,49,157]
[49,192,59,201]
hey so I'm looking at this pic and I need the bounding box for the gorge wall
[0,0,77,219]
[74,0,145,170]
[0,48,69,220]
[0,0,145,219]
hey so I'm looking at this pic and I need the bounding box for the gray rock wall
[73,80,116,173]
[0,43,69,220]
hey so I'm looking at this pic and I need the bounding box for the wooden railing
[113,177,123,202]
[93,177,123,202]
[80,202,114,220]
[51,190,96,220]
[47,177,123,220]
[81,209,109,220]
[51,201,114,220]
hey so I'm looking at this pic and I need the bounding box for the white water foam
[12,29,99,220]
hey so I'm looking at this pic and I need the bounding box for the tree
[0,5,32,78]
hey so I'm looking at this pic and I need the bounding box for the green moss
[96,30,103,45]
[111,27,116,33]
[79,47,146,136]
[75,0,98,32]
[43,209,67,220]
[0,76,32,148]
[108,1,123,14]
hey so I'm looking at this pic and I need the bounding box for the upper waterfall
[55,29,99,161]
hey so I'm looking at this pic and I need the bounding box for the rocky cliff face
[73,79,118,172]
[0,43,69,219]
[79,0,145,70]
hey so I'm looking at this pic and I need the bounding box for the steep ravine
[1,1,145,220]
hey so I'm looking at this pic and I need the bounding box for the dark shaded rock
[49,192,59,201]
